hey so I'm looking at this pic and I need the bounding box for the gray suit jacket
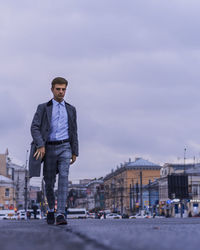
[29,99,78,177]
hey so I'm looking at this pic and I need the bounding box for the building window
[192,185,198,196]
[5,188,9,197]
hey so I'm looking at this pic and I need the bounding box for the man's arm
[31,105,46,160]
[71,107,79,158]
[31,104,45,148]
[70,154,76,165]
[34,146,45,160]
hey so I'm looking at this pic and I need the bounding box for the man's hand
[34,146,45,160]
[70,155,76,165]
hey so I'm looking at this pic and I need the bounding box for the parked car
[0,210,17,220]
[17,210,26,220]
[0,210,9,220]
[66,208,87,219]
[122,214,129,219]
[129,213,151,219]
[87,212,95,219]
[106,213,122,219]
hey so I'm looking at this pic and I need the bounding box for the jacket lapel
[46,99,53,125]
[65,102,73,128]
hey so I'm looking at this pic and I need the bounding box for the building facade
[143,179,159,215]
[6,155,27,209]
[104,158,161,215]
[0,175,15,209]
[86,179,104,211]
[66,178,105,211]
[0,150,29,210]
[159,163,200,217]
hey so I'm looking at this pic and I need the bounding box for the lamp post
[24,150,29,213]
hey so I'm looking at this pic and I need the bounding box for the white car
[0,211,8,220]
[106,213,122,219]
[129,213,151,219]
[17,210,26,220]
[0,210,17,220]
[67,208,87,219]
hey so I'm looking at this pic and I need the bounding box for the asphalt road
[1,218,200,250]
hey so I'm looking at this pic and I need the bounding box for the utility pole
[182,147,186,218]
[129,184,132,213]
[120,179,124,214]
[148,180,151,215]
[24,150,29,213]
[180,199,183,218]
[136,182,139,212]
[16,171,20,209]
[132,179,135,213]
[184,147,186,173]
[140,171,143,213]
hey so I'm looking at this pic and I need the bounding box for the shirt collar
[52,99,65,106]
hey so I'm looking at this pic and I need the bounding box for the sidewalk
[0,220,107,250]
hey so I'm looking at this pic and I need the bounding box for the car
[129,213,152,219]
[122,214,129,219]
[0,210,17,220]
[0,211,8,220]
[66,208,87,219]
[87,212,95,219]
[106,213,122,219]
[153,215,165,219]
[17,210,26,220]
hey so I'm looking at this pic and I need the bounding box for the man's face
[51,84,67,102]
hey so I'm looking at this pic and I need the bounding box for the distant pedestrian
[29,77,79,225]
[95,212,98,219]
[27,211,31,220]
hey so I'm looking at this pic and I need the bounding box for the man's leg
[43,145,57,212]
[56,142,71,222]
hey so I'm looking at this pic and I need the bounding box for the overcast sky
[1,0,200,185]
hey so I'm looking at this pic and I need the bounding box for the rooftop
[104,157,161,181]
[126,158,161,168]
[163,163,200,171]
[0,175,13,184]
[7,156,25,169]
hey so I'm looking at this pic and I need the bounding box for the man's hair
[51,77,68,88]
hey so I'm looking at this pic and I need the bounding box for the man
[29,77,78,225]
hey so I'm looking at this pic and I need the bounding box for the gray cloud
[0,91,24,131]
[1,1,200,183]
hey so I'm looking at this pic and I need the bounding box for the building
[0,175,15,209]
[66,178,105,211]
[86,178,104,211]
[67,180,89,208]
[104,157,161,215]
[6,155,27,209]
[142,179,159,215]
[0,153,7,176]
[159,163,200,217]
[29,186,41,206]
[0,153,15,209]
[0,150,29,210]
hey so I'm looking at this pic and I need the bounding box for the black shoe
[56,214,67,225]
[47,212,55,225]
